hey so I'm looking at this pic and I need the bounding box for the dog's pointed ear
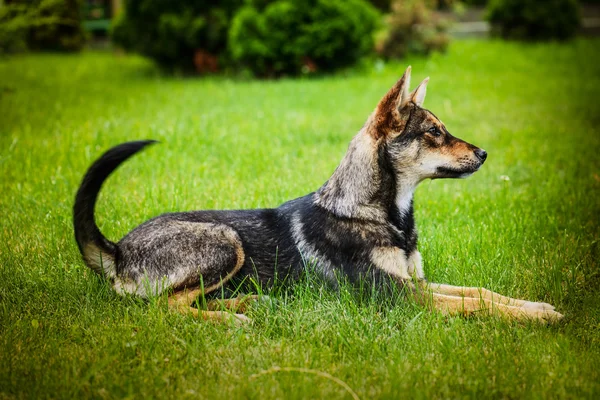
[409,77,429,107]
[375,66,412,117]
[400,66,412,105]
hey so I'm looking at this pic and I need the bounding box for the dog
[73,67,563,324]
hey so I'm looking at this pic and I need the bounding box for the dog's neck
[394,182,416,217]
[315,128,418,227]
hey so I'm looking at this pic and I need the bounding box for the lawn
[0,39,599,399]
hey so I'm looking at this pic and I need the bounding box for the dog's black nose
[475,149,487,162]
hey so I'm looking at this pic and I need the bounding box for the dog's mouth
[435,163,482,179]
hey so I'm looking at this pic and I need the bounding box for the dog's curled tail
[73,140,157,278]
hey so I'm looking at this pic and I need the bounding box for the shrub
[487,0,580,40]
[111,0,242,73]
[462,0,488,5]
[0,0,86,54]
[378,0,449,60]
[0,5,29,54]
[369,0,392,12]
[228,0,380,77]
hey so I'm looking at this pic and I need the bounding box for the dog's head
[369,66,486,182]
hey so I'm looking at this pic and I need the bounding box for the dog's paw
[521,301,556,311]
[526,309,564,324]
[200,310,251,326]
[232,313,252,325]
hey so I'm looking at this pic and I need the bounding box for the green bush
[228,0,380,77]
[111,0,242,73]
[0,0,86,54]
[462,0,488,5]
[369,0,392,11]
[378,0,449,60]
[487,0,580,40]
[0,5,29,54]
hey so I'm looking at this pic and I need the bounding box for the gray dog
[74,67,563,324]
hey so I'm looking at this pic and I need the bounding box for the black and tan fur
[74,67,563,324]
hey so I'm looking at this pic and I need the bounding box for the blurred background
[0,0,597,76]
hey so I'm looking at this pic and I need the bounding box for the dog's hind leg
[423,282,556,311]
[117,220,252,324]
[206,295,270,313]
[168,288,250,325]
[162,222,251,324]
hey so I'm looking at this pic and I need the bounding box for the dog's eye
[427,127,440,136]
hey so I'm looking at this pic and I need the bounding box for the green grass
[1,39,599,399]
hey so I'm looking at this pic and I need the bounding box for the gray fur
[315,126,387,222]
[113,220,244,297]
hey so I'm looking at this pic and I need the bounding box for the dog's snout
[474,149,487,163]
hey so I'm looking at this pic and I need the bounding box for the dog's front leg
[412,282,563,323]
[423,282,556,311]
